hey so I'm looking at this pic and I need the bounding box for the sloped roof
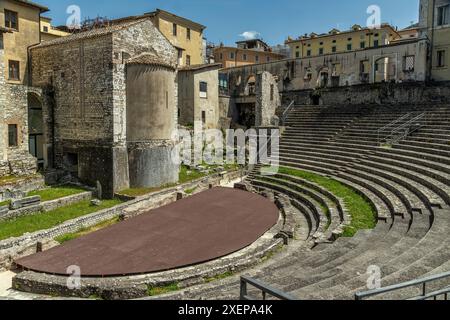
[126,53,176,69]
[13,0,48,12]
[32,18,151,49]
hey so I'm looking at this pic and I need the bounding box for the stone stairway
[153,104,450,300]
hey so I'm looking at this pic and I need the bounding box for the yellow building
[0,0,48,84]
[420,0,450,81]
[286,24,401,59]
[40,16,70,42]
[112,9,206,66]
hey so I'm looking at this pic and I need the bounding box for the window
[243,54,247,61]
[199,81,208,98]
[266,56,270,62]
[201,111,206,124]
[347,44,352,51]
[332,46,337,53]
[172,23,177,36]
[8,60,20,80]
[270,84,274,101]
[319,42,324,45]
[347,37,352,41]
[187,28,191,40]
[332,40,337,43]
[295,51,300,58]
[186,55,191,66]
[404,55,415,71]
[437,5,450,26]
[4,9,18,30]
[219,53,223,60]
[43,26,49,32]
[374,40,379,47]
[306,50,311,57]
[360,41,366,49]
[437,50,446,67]
[230,52,235,59]
[8,124,18,147]
[319,48,324,55]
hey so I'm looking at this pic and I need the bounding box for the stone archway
[374,55,397,83]
[28,92,44,170]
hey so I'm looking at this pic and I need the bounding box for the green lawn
[55,217,120,244]
[277,167,377,237]
[27,185,87,202]
[0,200,11,207]
[0,199,124,241]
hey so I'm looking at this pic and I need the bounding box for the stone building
[110,9,206,66]
[29,18,179,197]
[0,29,37,177]
[177,63,221,129]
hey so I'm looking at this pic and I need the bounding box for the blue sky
[39,0,420,46]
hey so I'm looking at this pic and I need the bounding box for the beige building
[0,0,48,84]
[214,39,285,68]
[40,16,70,42]
[178,63,221,129]
[112,9,206,66]
[420,0,450,81]
[286,24,401,59]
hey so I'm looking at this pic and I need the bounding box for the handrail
[377,112,427,145]
[383,112,427,145]
[281,100,295,125]
[355,271,450,300]
[378,113,412,133]
[240,276,296,300]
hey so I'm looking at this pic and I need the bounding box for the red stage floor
[15,187,279,277]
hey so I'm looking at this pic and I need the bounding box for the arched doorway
[374,55,397,83]
[28,93,44,170]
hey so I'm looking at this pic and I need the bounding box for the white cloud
[239,31,261,40]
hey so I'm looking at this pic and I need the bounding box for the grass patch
[0,199,124,241]
[277,167,377,237]
[184,187,197,195]
[205,271,234,283]
[27,185,87,202]
[147,283,179,296]
[54,217,120,244]
[0,200,11,207]
[179,165,207,184]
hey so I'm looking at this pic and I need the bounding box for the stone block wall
[0,33,37,177]
[30,19,179,197]
[255,72,281,126]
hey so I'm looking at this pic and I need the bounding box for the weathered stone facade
[30,19,179,197]
[0,33,37,177]
[221,39,428,96]
[255,72,280,127]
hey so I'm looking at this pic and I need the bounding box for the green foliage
[28,185,87,202]
[147,283,179,296]
[0,199,123,241]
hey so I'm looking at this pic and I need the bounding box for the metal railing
[377,112,427,145]
[355,271,450,300]
[281,100,295,125]
[240,276,296,300]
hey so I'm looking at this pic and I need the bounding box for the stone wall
[0,33,37,177]
[255,72,281,126]
[221,39,428,97]
[281,81,450,106]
